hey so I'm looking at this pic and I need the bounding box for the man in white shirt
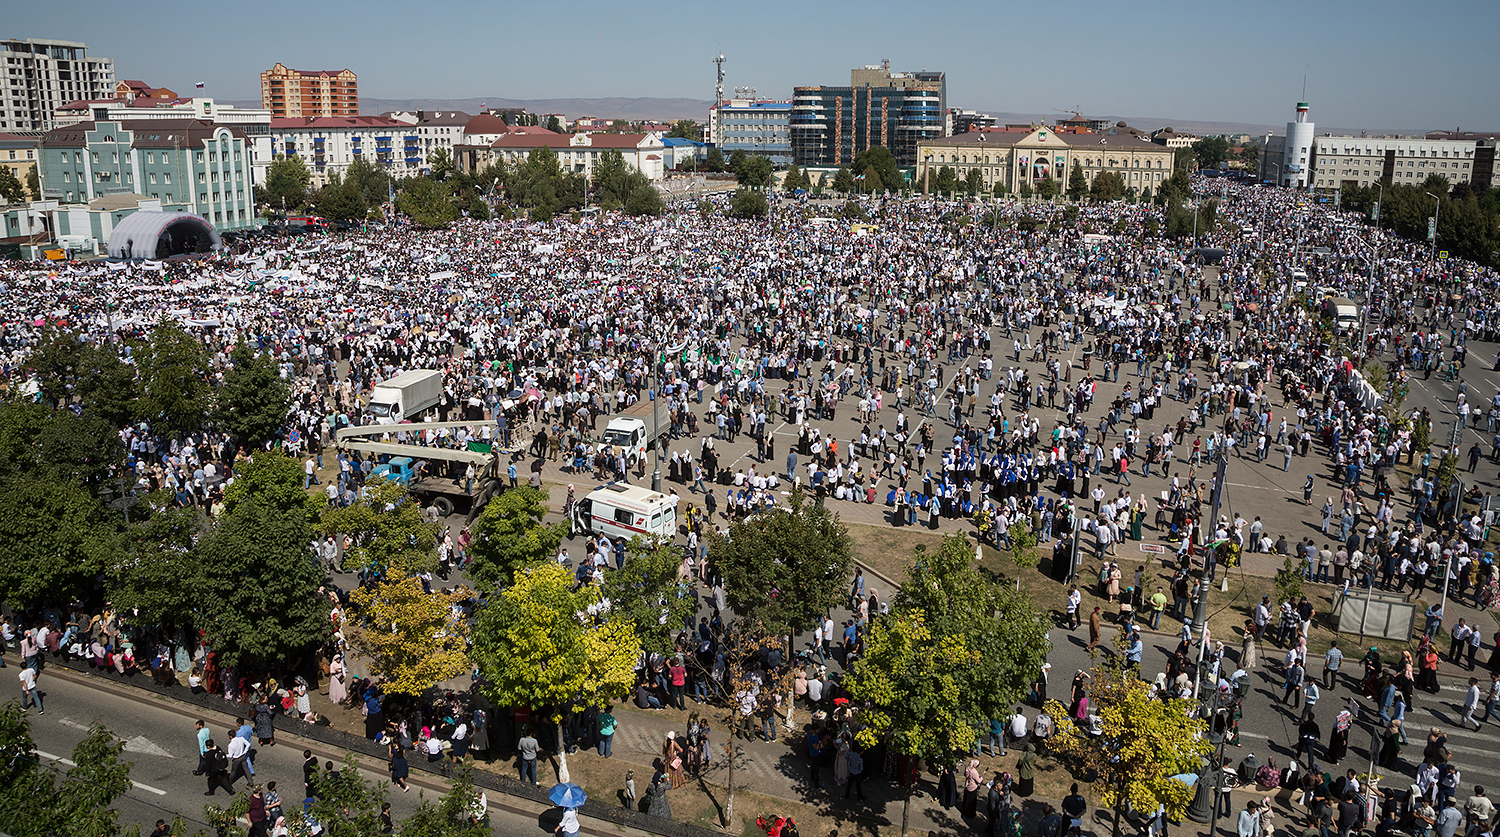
[18,666,40,714]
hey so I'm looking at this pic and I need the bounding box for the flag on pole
[195,82,206,89]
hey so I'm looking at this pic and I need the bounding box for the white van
[571,482,679,541]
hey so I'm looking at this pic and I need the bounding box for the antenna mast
[714,51,726,104]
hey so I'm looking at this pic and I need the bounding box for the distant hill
[223,96,715,121]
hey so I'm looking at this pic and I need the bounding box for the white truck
[1323,297,1360,334]
[602,397,670,466]
[367,369,444,425]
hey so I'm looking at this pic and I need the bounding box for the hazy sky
[11,0,1497,131]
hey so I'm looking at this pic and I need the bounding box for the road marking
[58,718,175,758]
[34,749,168,796]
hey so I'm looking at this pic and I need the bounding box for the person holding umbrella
[550,782,587,837]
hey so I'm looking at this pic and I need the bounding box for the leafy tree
[609,119,629,133]
[1007,520,1040,569]
[0,707,135,837]
[1091,171,1127,202]
[704,147,725,173]
[0,165,24,204]
[466,487,563,591]
[222,449,323,524]
[601,538,697,655]
[964,167,984,195]
[832,166,856,194]
[321,479,439,576]
[1045,655,1211,837]
[840,200,868,221]
[349,575,472,697]
[1172,146,1196,172]
[932,165,958,195]
[25,165,41,202]
[344,157,392,208]
[263,154,312,211]
[0,399,121,489]
[860,165,882,194]
[543,115,562,134]
[398,769,489,837]
[1019,181,1033,199]
[397,177,459,228]
[735,155,774,189]
[134,324,211,434]
[1067,164,1088,199]
[506,146,583,221]
[195,485,332,668]
[107,492,200,624]
[471,562,640,779]
[706,487,852,635]
[426,147,454,181]
[730,187,768,219]
[852,146,903,191]
[1191,136,1230,170]
[1237,143,1259,168]
[467,196,491,220]
[666,120,699,139]
[1035,174,1059,199]
[1156,168,1190,204]
[315,172,367,222]
[0,476,118,608]
[24,330,139,426]
[306,753,389,837]
[590,148,631,209]
[845,610,977,836]
[782,164,805,193]
[1273,554,1303,608]
[213,342,289,448]
[624,177,664,216]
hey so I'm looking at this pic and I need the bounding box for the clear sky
[10,0,1497,131]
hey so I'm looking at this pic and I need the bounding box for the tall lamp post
[651,337,688,493]
[1425,191,1443,260]
[1193,438,1230,632]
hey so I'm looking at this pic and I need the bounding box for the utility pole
[1193,440,1229,631]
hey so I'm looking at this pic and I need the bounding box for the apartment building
[260,64,357,119]
[0,38,115,131]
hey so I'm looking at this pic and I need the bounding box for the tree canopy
[0,706,134,837]
[263,155,312,211]
[601,538,698,655]
[212,342,290,448]
[465,487,564,591]
[706,488,852,634]
[852,146,903,191]
[349,575,472,697]
[397,177,459,228]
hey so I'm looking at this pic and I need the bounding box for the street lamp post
[1193,442,1230,632]
[1425,191,1442,260]
[651,338,688,493]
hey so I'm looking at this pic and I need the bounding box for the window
[161,152,170,164]
[613,508,633,525]
[163,173,170,184]
[91,151,98,163]
[197,172,205,183]
[148,172,156,184]
[62,170,69,182]
[200,192,207,202]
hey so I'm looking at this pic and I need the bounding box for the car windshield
[603,429,631,446]
[369,402,394,417]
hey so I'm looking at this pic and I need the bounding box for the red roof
[58,99,117,110]
[119,80,151,91]
[270,116,402,129]
[462,112,512,135]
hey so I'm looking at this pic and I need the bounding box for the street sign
[1371,201,1380,221]
[1428,217,1437,242]
[1140,543,1166,554]
[1438,251,1449,259]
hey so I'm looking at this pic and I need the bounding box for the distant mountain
[222,96,716,121]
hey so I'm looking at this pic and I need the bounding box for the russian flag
[195,81,205,88]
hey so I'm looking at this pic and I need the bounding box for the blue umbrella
[549,782,587,808]
[1170,773,1199,787]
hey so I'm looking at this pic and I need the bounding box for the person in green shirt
[597,708,617,758]
[1150,587,1169,629]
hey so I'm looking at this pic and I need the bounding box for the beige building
[0,133,39,199]
[259,64,357,119]
[1307,136,1481,190]
[916,127,1175,194]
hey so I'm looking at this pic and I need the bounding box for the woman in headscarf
[1015,744,1037,797]
[1240,622,1259,669]
[1327,708,1352,762]
[961,759,982,818]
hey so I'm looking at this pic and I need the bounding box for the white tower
[1281,101,1314,188]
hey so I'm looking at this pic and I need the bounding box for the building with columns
[915,126,1174,195]
[37,119,256,242]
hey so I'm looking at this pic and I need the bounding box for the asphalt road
[25,665,647,836]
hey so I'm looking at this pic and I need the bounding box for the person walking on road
[203,740,234,796]
[193,719,210,775]
[18,665,40,714]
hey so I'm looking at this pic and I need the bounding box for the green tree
[467,196,491,220]
[0,399,122,489]
[1156,168,1190,204]
[860,164,882,194]
[1191,136,1230,170]
[25,165,41,202]
[782,164,805,193]
[397,177,460,228]
[322,479,439,576]
[704,147,725,173]
[1091,171,1127,202]
[349,575,472,697]
[398,769,489,837]
[1067,164,1088,199]
[1237,143,1259,168]
[1035,175,1060,199]
[344,157,392,209]
[832,166,856,194]
[1046,655,1211,837]
[730,187,768,218]
[222,448,323,524]
[0,706,135,837]
[0,166,25,204]
[213,342,289,448]
[107,492,200,624]
[735,155,774,189]
[601,538,697,655]
[466,486,564,591]
[1019,181,1033,199]
[471,562,640,780]
[263,154,312,212]
[624,176,664,216]
[706,487,852,635]
[134,324,210,434]
[196,482,332,668]
[24,329,138,426]
[590,149,631,209]
[306,753,389,837]
[544,115,562,133]
[852,146,903,191]
[609,119,629,133]
[1172,146,1196,172]
[932,165,958,195]
[666,120,699,139]
[426,147,454,181]
[963,167,984,195]
[0,476,118,608]
[315,172,367,222]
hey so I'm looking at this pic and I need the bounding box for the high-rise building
[0,38,116,131]
[709,99,792,166]
[259,64,358,119]
[791,61,945,167]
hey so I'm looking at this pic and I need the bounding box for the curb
[42,655,722,837]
